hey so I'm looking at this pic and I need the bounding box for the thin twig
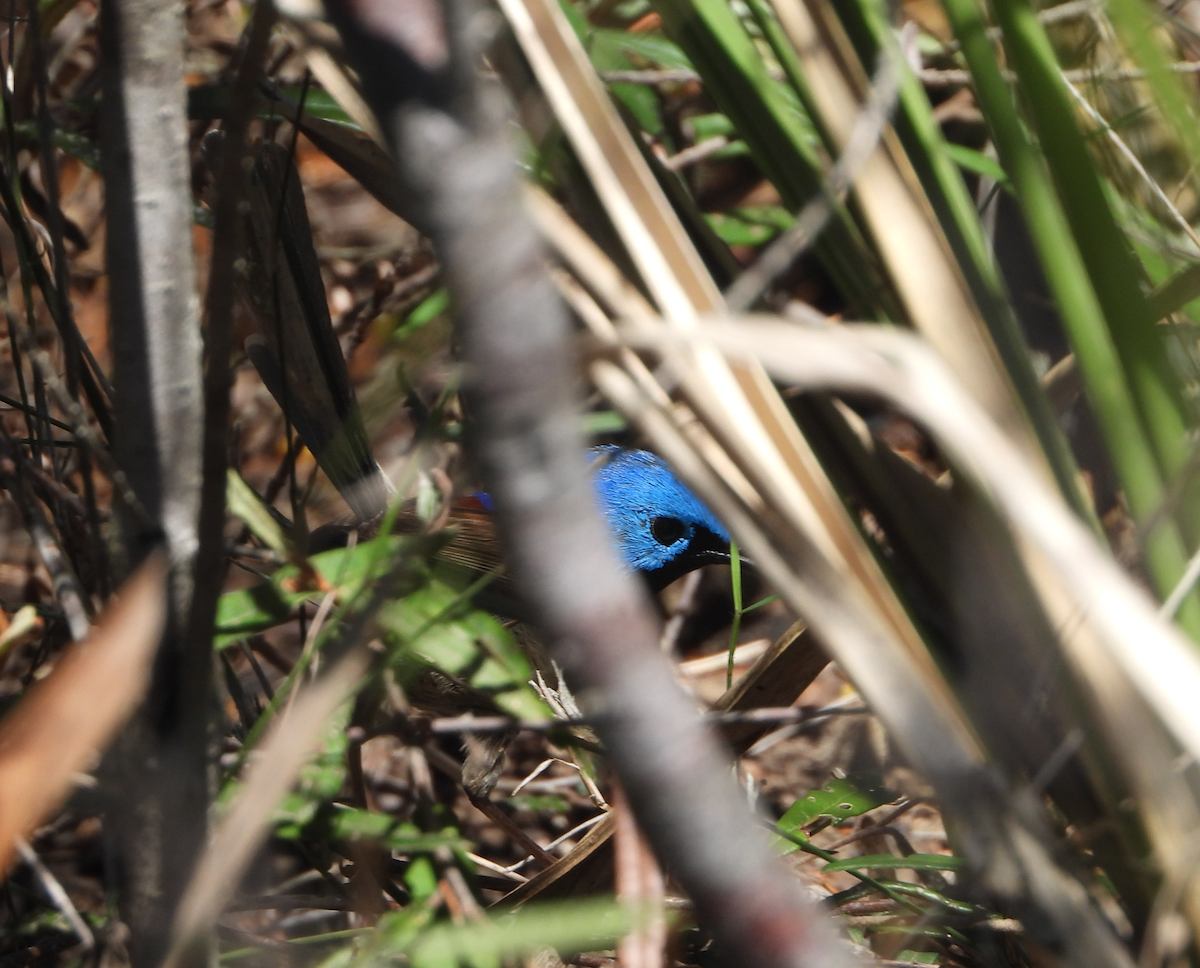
[919,60,1200,88]
[599,68,701,85]
[663,135,732,172]
[225,894,351,912]
[15,838,95,950]
[466,852,530,882]
[724,50,900,312]
[825,799,923,850]
[422,703,869,735]
[0,299,149,526]
[0,394,73,432]
[1063,78,1200,250]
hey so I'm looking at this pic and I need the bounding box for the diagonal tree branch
[321,0,848,964]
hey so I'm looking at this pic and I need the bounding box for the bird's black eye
[650,516,687,546]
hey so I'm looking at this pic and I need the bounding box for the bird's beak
[644,527,748,592]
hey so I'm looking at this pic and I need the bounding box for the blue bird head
[590,446,731,590]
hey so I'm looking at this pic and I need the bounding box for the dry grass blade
[0,554,166,873]
[633,318,1200,779]
[282,23,387,146]
[613,785,666,968]
[527,183,945,699]
[630,314,1200,930]
[589,357,985,773]
[165,645,371,968]
[497,0,717,321]
[770,0,1042,461]
[504,0,1052,701]
[591,348,1135,964]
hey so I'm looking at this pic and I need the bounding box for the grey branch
[323,0,851,963]
[98,0,209,962]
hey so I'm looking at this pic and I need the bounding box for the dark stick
[322,1,847,964]
[171,2,277,965]
[419,704,869,735]
[190,0,277,729]
[26,6,110,595]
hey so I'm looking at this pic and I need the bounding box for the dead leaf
[0,553,166,873]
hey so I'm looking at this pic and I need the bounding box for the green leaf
[508,794,570,813]
[188,84,362,130]
[943,144,1009,186]
[778,774,893,827]
[327,807,470,852]
[589,28,665,136]
[821,853,964,874]
[687,112,736,141]
[379,577,551,721]
[582,410,628,434]
[775,774,893,855]
[214,536,414,647]
[1149,262,1200,322]
[704,206,794,247]
[597,28,694,70]
[405,856,441,904]
[396,288,450,340]
[213,582,309,648]
[893,951,940,964]
[827,878,979,915]
[408,899,631,968]
[557,0,592,43]
[226,469,290,555]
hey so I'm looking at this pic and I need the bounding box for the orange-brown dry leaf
[0,554,166,873]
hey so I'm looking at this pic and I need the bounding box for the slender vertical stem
[726,536,742,690]
[98,0,208,960]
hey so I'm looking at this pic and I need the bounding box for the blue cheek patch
[468,447,728,575]
[590,447,728,572]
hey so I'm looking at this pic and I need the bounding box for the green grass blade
[990,0,1199,533]
[1103,0,1200,194]
[940,0,1200,635]
[831,0,1095,525]
[647,0,900,314]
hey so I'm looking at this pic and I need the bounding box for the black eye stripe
[650,516,687,546]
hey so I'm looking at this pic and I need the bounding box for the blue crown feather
[474,447,731,589]
[589,446,731,588]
